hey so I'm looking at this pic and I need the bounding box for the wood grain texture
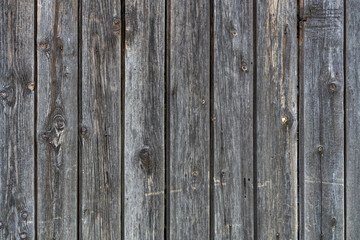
[0,0,35,239]
[79,0,121,239]
[168,0,210,239]
[36,0,78,239]
[299,0,344,239]
[346,0,360,238]
[256,0,298,239]
[213,0,254,239]
[124,0,165,239]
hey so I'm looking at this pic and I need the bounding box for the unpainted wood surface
[300,0,344,239]
[346,0,360,238]
[80,0,122,239]
[256,0,298,239]
[213,0,254,239]
[36,0,78,239]
[0,0,35,239]
[168,0,210,239]
[124,0,165,239]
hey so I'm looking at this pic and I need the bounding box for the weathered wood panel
[124,0,165,239]
[79,0,122,239]
[36,0,78,239]
[213,0,254,239]
[346,0,360,238]
[299,0,344,239]
[256,0,298,239]
[168,0,210,239]
[0,0,35,239]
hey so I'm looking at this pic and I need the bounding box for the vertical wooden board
[124,0,165,239]
[168,0,210,239]
[0,0,35,239]
[346,0,360,238]
[213,0,254,239]
[37,0,78,239]
[256,0,298,239]
[299,1,344,239]
[80,0,121,239]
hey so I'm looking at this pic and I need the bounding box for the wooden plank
[299,0,344,239]
[36,0,78,239]
[124,0,165,239]
[79,0,121,239]
[0,0,35,239]
[168,0,210,239]
[346,0,360,238]
[256,0,298,239]
[213,0,254,239]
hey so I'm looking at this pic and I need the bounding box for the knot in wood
[21,211,28,220]
[318,145,324,153]
[54,115,65,131]
[241,63,248,72]
[192,170,199,177]
[19,232,27,239]
[329,82,337,92]
[81,126,87,135]
[112,17,121,33]
[139,148,152,172]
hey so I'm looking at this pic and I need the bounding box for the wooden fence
[0,0,357,239]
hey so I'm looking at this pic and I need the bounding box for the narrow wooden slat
[299,0,344,239]
[0,0,35,239]
[80,0,121,239]
[213,0,254,239]
[124,1,165,239]
[168,1,210,239]
[256,0,298,239]
[346,0,360,238]
[36,0,78,238]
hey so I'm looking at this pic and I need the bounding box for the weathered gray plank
[213,0,254,239]
[256,0,298,239]
[299,0,344,239]
[346,0,360,238]
[168,0,210,239]
[124,0,165,239]
[0,0,35,239]
[79,0,121,239]
[37,0,78,239]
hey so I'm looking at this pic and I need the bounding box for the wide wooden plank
[168,0,210,239]
[299,0,344,239]
[124,0,165,239]
[0,0,35,239]
[256,0,298,239]
[79,0,122,239]
[213,0,254,239]
[37,0,78,238]
[346,0,360,238]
